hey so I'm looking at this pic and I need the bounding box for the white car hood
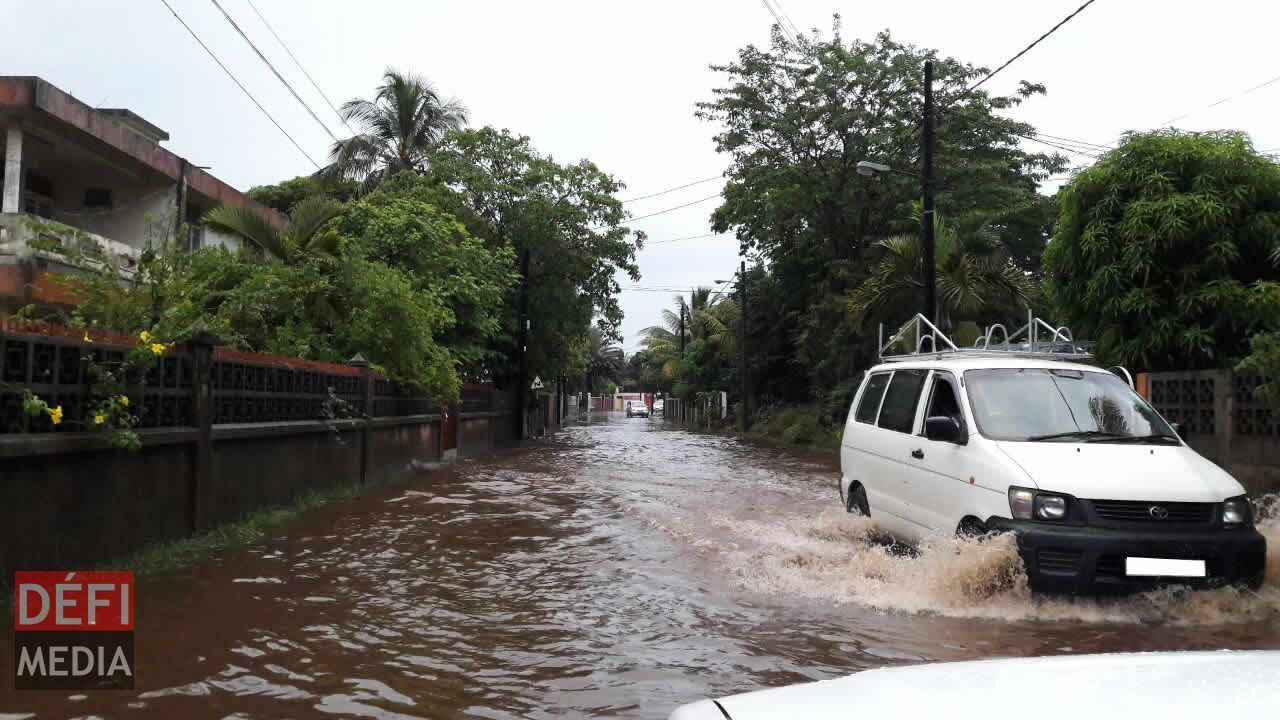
[669,651,1280,720]
[993,440,1243,502]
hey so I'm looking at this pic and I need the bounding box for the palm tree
[202,195,342,263]
[585,327,624,393]
[325,69,467,190]
[847,214,1033,328]
[639,288,738,385]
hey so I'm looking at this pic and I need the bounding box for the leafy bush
[1238,331,1280,409]
[1045,130,1280,370]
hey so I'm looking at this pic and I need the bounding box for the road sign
[530,376,544,390]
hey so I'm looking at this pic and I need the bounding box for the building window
[23,171,54,218]
[24,171,53,199]
[84,188,113,208]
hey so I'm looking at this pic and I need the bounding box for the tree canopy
[696,21,1063,403]
[1045,130,1280,371]
[421,127,642,384]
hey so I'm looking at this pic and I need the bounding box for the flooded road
[4,412,1279,718]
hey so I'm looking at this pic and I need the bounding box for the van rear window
[855,372,891,424]
[877,370,927,433]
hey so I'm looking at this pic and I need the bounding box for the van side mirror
[925,415,964,444]
[1170,421,1184,436]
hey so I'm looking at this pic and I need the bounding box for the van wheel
[846,484,870,517]
[956,517,988,540]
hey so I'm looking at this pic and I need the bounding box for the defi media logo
[13,571,134,690]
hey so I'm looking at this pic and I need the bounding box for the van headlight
[1008,487,1068,521]
[1223,496,1252,526]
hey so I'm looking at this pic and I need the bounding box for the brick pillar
[348,355,372,486]
[1215,369,1235,470]
[189,335,217,532]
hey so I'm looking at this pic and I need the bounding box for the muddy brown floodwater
[3,413,1280,719]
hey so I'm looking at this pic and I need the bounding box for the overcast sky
[7,0,1279,352]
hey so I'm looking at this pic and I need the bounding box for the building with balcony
[0,76,286,307]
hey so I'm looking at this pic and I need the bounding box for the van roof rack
[878,310,1095,362]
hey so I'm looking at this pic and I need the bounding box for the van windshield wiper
[1026,430,1125,442]
[1086,433,1181,445]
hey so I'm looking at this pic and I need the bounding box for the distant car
[653,399,665,416]
[626,401,649,418]
[668,651,1280,719]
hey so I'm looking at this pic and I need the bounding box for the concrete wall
[1141,369,1280,496]
[0,411,513,581]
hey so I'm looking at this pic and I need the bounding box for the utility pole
[739,260,749,432]
[921,60,937,326]
[678,303,686,354]
[514,247,530,440]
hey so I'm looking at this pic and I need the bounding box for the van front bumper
[984,518,1267,595]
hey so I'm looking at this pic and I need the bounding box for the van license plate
[1125,557,1206,577]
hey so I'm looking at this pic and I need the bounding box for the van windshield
[964,368,1178,443]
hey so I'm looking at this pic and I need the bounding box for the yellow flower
[119,396,129,407]
[47,405,63,425]
[139,330,152,343]
[150,342,167,356]
[94,414,105,425]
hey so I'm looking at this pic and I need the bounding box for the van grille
[1037,549,1083,574]
[1089,500,1216,524]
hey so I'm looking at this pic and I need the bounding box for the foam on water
[661,496,1280,625]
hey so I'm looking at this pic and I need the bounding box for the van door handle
[910,448,924,459]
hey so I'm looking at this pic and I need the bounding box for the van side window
[877,369,927,433]
[926,375,962,423]
[855,372,891,424]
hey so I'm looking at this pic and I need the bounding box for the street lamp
[856,160,919,179]
[855,160,892,177]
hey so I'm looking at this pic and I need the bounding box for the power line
[626,193,722,223]
[760,0,796,43]
[1033,131,1112,152]
[949,110,1110,158]
[1161,71,1280,126]
[208,0,338,143]
[244,0,355,136]
[647,233,721,245]
[622,175,723,204]
[1017,132,1102,159]
[762,0,793,39]
[157,0,321,169]
[953,0,1100,105]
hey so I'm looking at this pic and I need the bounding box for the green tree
[202,196,343,263]
[1044,130,1280,370]
[639,288,739,397]
[326,69,467,189]
[335,182,518,377]
[697,22,1064,398]
[422,127,641,385]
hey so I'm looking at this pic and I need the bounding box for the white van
[839,315,1266,593]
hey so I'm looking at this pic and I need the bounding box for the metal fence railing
[0,319,441,435]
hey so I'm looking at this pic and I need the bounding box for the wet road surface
[3,412,1279,718]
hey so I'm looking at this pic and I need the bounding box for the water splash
[687,497,1280,625]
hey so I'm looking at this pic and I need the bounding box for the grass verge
[122,483,362,577]
[745,402,842,453]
